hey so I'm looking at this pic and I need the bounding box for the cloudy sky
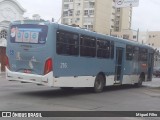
[17,0,160,32]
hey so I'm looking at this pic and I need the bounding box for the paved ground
[0,73,160,120]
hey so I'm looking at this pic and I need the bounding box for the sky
[16,0,160,32]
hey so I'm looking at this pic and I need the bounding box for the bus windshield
[10,24,48,44]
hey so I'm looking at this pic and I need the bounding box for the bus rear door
[115,47,124,84]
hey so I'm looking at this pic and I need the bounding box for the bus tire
[93,74,105,93]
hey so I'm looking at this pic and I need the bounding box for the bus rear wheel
[93,74,105,93]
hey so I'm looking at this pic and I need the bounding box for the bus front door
[115,47,124,84]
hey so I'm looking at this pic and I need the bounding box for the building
[114,7,132,32]
[138,31,148,44]
[61,0,132,35]
[145,31,160,67]
[146,31,160,48]
[137,31,160,67]
[111,29,138,41]
[154,48,160,67]
[0,0,26,71]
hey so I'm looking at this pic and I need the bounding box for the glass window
[126,45,133,60]
[80,35,96,57]
[63,11,69,17]
[89,10,94,15]
[84,10,88,16]
[133,46,139,61]
[110,41,114,59]
[10,24,48,44]
[97,39,110,59]
[123,35,129,39]
[139,48,148,61]
[69,10,73,16]
[56,30,79,56]
[133,35,137,39]
[64,4,69,9]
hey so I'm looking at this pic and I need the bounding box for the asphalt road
[0,73,160,120]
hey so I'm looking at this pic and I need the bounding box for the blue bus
[6,20,154,92]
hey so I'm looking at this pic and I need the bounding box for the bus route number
[60,63,68,69]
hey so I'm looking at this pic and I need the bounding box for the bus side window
[97,39,110,59]
[110,41,114,59]
[126,45,133,61]
[133,46,139,61]
[56,30,79,56]
[80,35,96,57]
[139,48,148,61]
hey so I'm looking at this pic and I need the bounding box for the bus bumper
[6,67,54,87]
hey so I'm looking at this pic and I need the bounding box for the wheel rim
[95,78,103,90]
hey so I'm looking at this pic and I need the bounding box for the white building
[0,0,26,71]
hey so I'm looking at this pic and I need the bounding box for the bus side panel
[53,55,115,77]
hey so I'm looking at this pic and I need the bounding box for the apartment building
[61,0,132,35]
[146,31,160,48]
[145,31,160,67]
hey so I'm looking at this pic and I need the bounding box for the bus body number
[60,63,68,69]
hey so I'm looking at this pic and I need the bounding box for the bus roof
[10,20,154,51]
[11,19,50,25]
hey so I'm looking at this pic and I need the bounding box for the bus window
[80,35,96,57]
[126,45,133,60]
[133,46,139,61]
[139,48,148,61]
[56,30,79,56]
[97,39,110,59]
[110,41,114,59]
[10,24,48,44]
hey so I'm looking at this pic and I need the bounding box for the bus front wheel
[93,74,105,93]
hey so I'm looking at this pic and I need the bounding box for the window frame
[126,45,133,61]
[139,47,148,61]
[97,38,111,59]
[56,30,79,56]
[80,35,96,58]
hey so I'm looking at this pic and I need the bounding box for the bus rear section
[6,22,54,86]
